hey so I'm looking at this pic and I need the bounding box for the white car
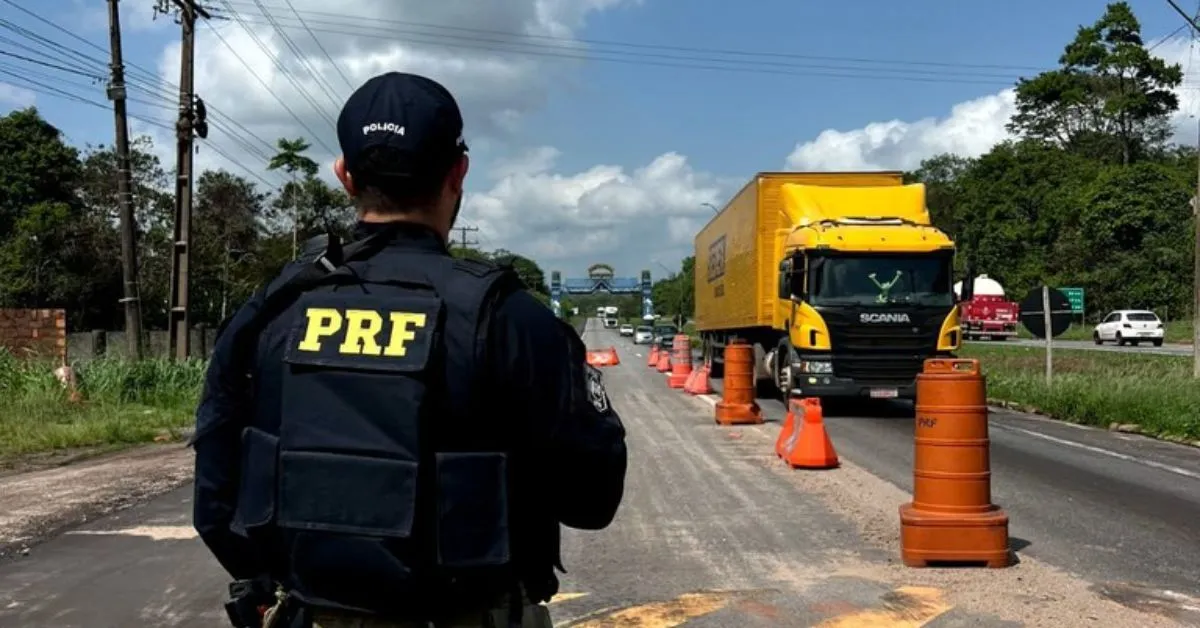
[1093,309,1164,347]
[633,326,654,344]
[619,324,634,337]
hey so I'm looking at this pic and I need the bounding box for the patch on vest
[585,365,609,413]
[283,292,443,373]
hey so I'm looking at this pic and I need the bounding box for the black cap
[336,72,467,186]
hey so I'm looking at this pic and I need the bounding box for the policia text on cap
[190,72,629,628]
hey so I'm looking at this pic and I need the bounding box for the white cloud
[132,6,1200,282]
[785,90,1016,171]
[0,82,36,108]
[784,35,1200,172]
[462,148,725,277]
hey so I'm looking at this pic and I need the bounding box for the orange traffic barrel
[899,358,1010,568]
[667,334,693,388]
[714,339,761,425]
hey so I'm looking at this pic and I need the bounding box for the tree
[0,108,80,235]
[492,249,548,294]
[1007,2,1183,165]
[192,170,268,322]
[77,136,174,329]
[267,137,321,258]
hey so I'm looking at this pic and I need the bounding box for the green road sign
[1061,287,1084,314]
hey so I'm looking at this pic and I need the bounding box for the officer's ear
[333,156,357,197]
[446,153,469,196]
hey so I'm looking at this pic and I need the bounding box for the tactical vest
[230,244,523,616]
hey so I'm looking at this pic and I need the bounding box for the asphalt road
[971,337,1191,356]
[648,328,1200,623]
[1,319,1198,626]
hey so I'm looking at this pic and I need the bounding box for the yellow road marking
[815,587,951,627]
[568,591,734,627]
[550,593,589,604]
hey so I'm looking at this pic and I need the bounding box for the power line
[248,0,344,107]
[224,2,1050,73]
[211,11,1021,86]
[201,17,336,154]
[212,0,339,129]
[0,0,283,162]
[278,0,353,91]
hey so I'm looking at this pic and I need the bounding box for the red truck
[954,275,1019,341]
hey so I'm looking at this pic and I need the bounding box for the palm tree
[267,137,319,258]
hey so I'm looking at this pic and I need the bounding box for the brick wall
[0,309,67,362]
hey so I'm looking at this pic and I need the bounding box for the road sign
[1019,286,1073,339]
[1060,287,1084,314]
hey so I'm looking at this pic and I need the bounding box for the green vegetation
[0,352,205,463]
[0,114,551,331]
[648,3,1199,330]
[911,3,1193,321]
[960,344,1200,442]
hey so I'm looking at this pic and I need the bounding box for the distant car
[652,324,679,350]
[1093,309,1164,347]
[619,324,634,337]
[603,318,618,329]
[634,326,654,344]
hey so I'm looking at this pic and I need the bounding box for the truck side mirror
[778,258,793,299]
[960,264,976,302]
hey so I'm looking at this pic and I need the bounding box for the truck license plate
[870,388,898,399]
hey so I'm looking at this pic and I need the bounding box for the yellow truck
[693,171,964,401]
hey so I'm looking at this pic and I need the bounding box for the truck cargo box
[694,171,904,333]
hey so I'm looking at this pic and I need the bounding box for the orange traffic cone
[783,398,839,469]
[775,398,802,458]
[607,347,620,365]
[647,344,659,367]
[656,349,671,373]
[683,367,701,393]
[690,361,713,394]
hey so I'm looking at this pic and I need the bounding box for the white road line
[66,525,198,541]
[994,424,1200,481]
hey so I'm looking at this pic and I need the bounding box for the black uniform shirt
[191,222,621,586]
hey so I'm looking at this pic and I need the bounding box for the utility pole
[1165,0,1200,379]
[107,0,142,360]
[158,0,210,361]
[452,224,479,250]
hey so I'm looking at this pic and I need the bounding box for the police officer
[191,72,628,628]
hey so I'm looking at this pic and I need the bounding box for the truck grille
[818,308,945,384]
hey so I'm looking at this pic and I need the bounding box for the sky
[3,0,1200,282]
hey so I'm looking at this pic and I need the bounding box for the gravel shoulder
[0,443,194,560]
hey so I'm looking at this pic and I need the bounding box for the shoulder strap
[224,226,402,370]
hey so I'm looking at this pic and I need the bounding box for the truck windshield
[808,253,953,307]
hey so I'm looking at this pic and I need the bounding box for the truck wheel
[774,340,794,401]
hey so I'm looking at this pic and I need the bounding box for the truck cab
[777,244,959,400]
[693,174,966,403]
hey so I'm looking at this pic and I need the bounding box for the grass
[1013,319,1193,344]
[958,344,1200,443]
[0,351,207,463]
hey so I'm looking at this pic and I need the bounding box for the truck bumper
[787,374,916,401]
